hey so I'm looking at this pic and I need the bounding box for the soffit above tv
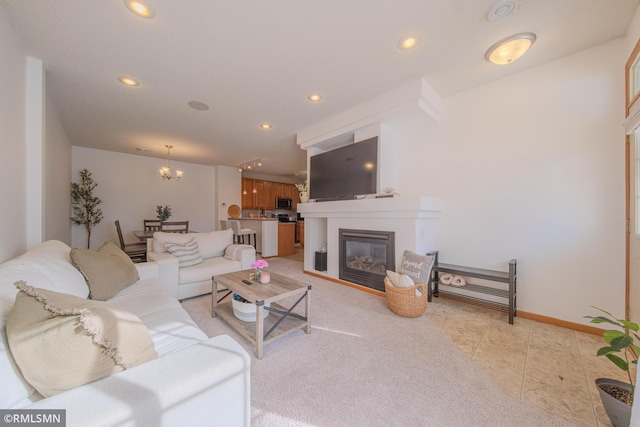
[296,78,443,150]
[312,133,355,153]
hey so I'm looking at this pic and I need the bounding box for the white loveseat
[0,240,250,427]
[147,229,256,300]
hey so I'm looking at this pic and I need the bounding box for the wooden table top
[213,270,311,304]
[133,230,154,240]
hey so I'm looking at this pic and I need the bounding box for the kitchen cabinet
[242,178,268,209]
[292,187,300,211]
[264,181,275,210]
[277,223,295,257]
[296,221,304,246]
[241,178,254,209]
[273,183,286,199]
[254,180,266,208]
[287,184,296,201]
[241,178,301,211]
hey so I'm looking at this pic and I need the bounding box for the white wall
[44,95,72,244]
[393,38,626,324]
[26,57,44,248]
[627,6,640,57]
[0,9,27,262]
[72,147,216,249]
[216,165,241,226]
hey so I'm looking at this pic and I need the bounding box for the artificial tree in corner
[585,306,639,427]
[71,168,104,249]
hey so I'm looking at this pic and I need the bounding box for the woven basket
[384,277,427,318]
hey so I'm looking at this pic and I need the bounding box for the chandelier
[159,145,183,180]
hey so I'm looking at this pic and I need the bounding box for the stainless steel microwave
[276,198,292,209]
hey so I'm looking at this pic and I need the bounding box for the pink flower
[251,259,269,269]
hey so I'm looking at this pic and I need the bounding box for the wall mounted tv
[309,136,378,201]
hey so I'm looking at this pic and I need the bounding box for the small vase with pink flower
[250,259,270,284]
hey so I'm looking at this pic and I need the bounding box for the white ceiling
[1,0,638,177]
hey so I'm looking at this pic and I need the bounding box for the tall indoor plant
[585,307,639,427]
[70,168,103,249]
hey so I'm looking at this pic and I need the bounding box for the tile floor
[425,297,634,427]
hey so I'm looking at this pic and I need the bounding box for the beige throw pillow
[386,270,415,288]
[165,237,203,267]
[70,241,139,301]
[6,281,157,397]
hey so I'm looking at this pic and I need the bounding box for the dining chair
[229,220,256,248]
[220,220,229,230]
[160,221,189,233]
[144,219,162,232]
[115,220,147,263]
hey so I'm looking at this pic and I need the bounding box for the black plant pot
[596,378,632,427]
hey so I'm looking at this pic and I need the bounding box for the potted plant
[585,306,639,427]
[70,169,103,249]
[156,205,172,221]
[295,180,309,203]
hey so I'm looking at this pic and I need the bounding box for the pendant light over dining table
[159,145,183,180]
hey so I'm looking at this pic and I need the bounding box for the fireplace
[339,229,395,291]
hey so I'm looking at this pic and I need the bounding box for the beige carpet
[181,258,575,427]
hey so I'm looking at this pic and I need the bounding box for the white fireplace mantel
[297,195,442,219]
[298,195,442,289]
[294,79,444,291]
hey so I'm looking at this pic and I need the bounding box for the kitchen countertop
[231,217,279,221]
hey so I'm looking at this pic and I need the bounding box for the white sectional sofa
[147,229,256,300]
[0,240,250,427]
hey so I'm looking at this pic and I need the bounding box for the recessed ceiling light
[188,100,209,111]
[124,0,155,19]
[260,123,272,129]
[118,76,140,87]
[398,37,417,50]
[485,32,536,65]
[307,94,322,102]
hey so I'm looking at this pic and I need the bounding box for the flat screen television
[309,137,378,201]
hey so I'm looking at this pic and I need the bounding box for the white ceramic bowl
[232,299,270,322]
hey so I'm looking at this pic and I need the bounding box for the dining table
[133,229,198,241]
[133,230,154,241]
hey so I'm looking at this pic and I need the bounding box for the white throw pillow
[152,232,193,253]
[386,270,415,288]
[224,244,241,261]
[165,238,203,268]
[0,240,90,299]
[196,229,233,259]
